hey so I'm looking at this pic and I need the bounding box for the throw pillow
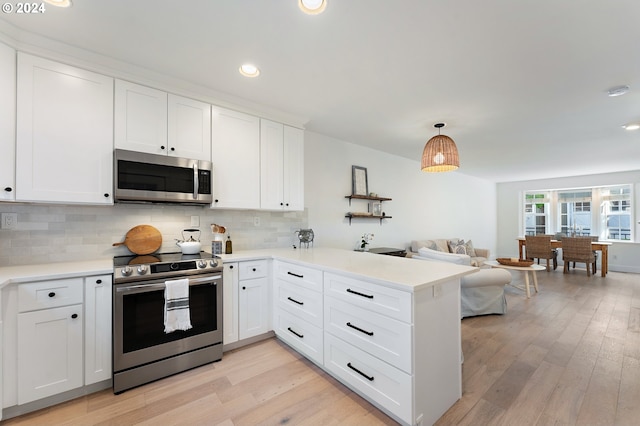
[464,240,477,257]
[448,239,467,255]
[411,240,437,252]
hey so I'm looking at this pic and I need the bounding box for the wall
[0,204,307,266]
[497,170,640,273]
[304,131,498,253]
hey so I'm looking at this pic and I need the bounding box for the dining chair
[525,235,557,271]
[562,236,596,276]
[571,236,599,273]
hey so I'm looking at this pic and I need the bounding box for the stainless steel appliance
[112,252,223,394]
[114,149,213,205]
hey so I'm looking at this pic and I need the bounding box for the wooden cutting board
[113,225,162,255]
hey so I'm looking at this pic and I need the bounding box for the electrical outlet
[254,216,260,227]
[190,215,200,227]
[1,213,17,230]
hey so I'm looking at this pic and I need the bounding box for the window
[600,186,632,241]
[523,184,633,242]
[524,192,549,235]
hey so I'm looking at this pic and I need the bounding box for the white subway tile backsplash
[0,204,307,266]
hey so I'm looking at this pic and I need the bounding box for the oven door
[113,273,222,373]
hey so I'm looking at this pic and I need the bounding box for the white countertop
[0,248,476,292]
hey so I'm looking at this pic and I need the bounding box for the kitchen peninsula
[1,248,476,425]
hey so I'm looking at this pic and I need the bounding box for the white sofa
[413,246,512,318]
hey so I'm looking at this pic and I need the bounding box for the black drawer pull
[287,327,304,338]
[346,322,374,336]
[71,314,78,319]
[48,292,56,298]
[347,362,374,381]
[346,288,374,299]
[287,296,304,305]
[287,271,304,279]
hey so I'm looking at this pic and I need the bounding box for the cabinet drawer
[275,279,323,327]
[324,273,412,323]
[18,278,84,312]
[274,260,323,292]
[325,295,412,373]
[274,309,323,365]
[238,259,268,280]
[324,333,412,424]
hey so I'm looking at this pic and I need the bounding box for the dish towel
[164,278,192,333]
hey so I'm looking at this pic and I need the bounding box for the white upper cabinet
[0,42,15,201]
[16,53,114,205]
[260,119,304,211]
[211,106,260,209]
[115,80,211,161]
[115,80,168,155]
[168,94,211,161]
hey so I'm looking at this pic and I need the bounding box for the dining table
[517,237,612,277]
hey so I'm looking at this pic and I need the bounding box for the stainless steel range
[112,252,223,394]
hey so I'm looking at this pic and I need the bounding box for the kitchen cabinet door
[211,107,260,209]
[84,275,112,385]
[223,262,239,345]
[168,94,211,161]
[16,53,114,205]
[0,41,15,201]
[114,79,168,156]
[238,276,270,340]
[260,119,304,211]
[17,304,83,404]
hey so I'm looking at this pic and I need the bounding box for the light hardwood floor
[3,268,639,425]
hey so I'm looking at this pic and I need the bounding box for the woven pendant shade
[421,123,460,172]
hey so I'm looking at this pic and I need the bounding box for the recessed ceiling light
[239,64,260,78]
[43,0,72,7]
[299,0,327,15]
[607,85,630,97]
[622,123,640,131]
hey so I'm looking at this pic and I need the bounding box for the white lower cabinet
[84,275,112,385]
[17,304,84,404]
[324,333,412,422]
[4,274,113,408]
[274,307,323,365]
[224,260,271,343]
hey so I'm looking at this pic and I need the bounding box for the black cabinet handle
[346,288,374,299]
[287,271,304,279]
[280,202,284,206]
[104,193,109,198]
[287,296,304,305]
[71,314,78,319]
[252,268,256,272]
[347,322,374,336]
[286,203,289,206]
[96,279,102,284]
[170,147,175,151]
[4,187,12,192]
[214,199,219,203]
[347,362,374,381]
[229,265,234,269]
[287,327,303,338]
[160,145,165,150]
[48,292,55,298]
[242,286,246,290]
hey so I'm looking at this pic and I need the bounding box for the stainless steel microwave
[114,149,213,205]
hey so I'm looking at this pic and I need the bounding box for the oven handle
[116,274,221,293]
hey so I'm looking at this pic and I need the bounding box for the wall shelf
[345,213,392,225]
[344,194,392,206]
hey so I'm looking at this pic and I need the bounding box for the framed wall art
[352,165,368,196]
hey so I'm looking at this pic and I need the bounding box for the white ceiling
[2,0,640,182]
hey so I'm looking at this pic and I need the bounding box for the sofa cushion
[411,239,438,252]
[448,239,467,255]
[464,239,477,257]
[417,247,472,266]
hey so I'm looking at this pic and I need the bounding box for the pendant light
[421,123,460,173]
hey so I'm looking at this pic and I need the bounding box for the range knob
[137,265,148,275]
[198,260,207,268]
[121,266,133,276]
[170,263,179,271]
[209,259,219,268]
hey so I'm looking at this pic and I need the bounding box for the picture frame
[352,165,368,196]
